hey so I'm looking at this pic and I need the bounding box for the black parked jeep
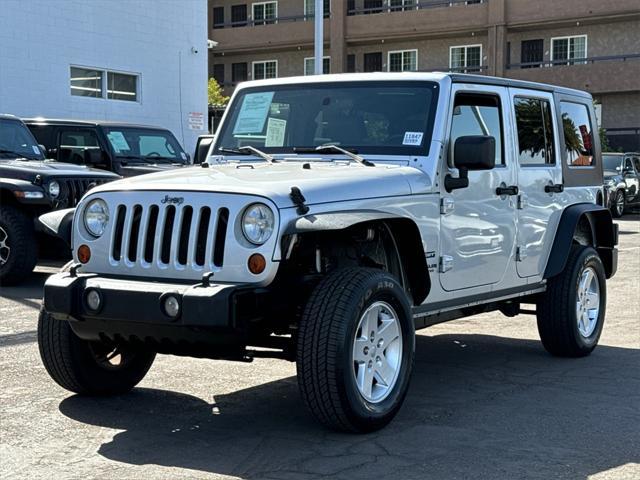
[23,118,190,177]
[603,152,640,217]
[0,114,119,284]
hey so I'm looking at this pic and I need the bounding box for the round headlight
[83,198,109,237]
[48,180,60,198]
[242,203,274,245]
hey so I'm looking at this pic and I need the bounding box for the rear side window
[560,101,594,167]
[514,97,555,165]
[450,93,504,165]
[60,130,100,148]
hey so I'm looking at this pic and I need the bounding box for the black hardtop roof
[447,73,592,98]
[21,118,170,130]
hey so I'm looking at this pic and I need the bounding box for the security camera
[191,46,199,54]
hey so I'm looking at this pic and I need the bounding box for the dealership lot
[1,216,638,480]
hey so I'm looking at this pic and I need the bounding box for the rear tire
[0,205,37,285]
[537,245,606,357]
[38,307,156,395]
[296,268,415,432]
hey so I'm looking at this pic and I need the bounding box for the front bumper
[44,272,250,353]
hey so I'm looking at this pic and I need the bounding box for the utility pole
[314,0,323,74]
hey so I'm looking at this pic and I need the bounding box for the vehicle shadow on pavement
[58,333,640,480]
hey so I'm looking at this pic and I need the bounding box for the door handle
[544,184,564,193]
[496,185,519,196]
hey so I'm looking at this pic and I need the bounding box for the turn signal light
[248,253,266,274]
[77,245,91,263]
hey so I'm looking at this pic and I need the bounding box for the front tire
[537,246,606,357]
[611,190,625,218]
[296,268,415,432]
[0,205,37,285]
[38,307,156,395]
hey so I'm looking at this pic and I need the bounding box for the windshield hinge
[290,186,309,215]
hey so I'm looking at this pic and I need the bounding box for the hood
[0,159,119,182]
[90,161,434,208]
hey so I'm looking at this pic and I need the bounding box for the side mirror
[445,135,496,192]
[46,147,58,159]
[83,149,103,166]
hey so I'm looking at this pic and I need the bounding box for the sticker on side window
[233,92,275,134]
[265,118,286,147]
[402,132,423,146]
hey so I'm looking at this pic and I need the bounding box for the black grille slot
[127,205,143,262]
[160,206,176,264]
[195,207,211,266]
[213,207,229,267]
[177,206,193,265]
[144,205,159,263]
[112,205,127,261]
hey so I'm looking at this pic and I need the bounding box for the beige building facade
[208,0,640,148]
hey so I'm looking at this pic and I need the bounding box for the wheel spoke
[375,357,395,387]
[586,292,599,308]
[353,338,369,363]
[377,316,399,344]
[363,306,380,339]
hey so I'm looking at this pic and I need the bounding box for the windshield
[103,127,187,164]
[602,155,622,172]
[215,81,439,157]
[0,118,45,160]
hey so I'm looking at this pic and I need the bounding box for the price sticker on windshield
[402,132,423,146]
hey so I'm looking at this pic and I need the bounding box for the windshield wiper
[219,146,274,164]
[294,145,373,167]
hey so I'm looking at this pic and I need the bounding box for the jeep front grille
[60,178,107,207]
[110,202,229,270]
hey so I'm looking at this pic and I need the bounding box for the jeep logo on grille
[161,195,184,205]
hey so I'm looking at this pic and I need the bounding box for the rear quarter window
[560,101,594,167]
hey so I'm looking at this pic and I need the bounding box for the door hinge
[516,246,527,262]
[439,255,454,273]
[440,197,455,215]
[517,193,527,210]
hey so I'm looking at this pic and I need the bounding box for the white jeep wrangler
[38,73,618,432]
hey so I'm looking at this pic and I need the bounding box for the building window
[561,101,594,167]
[107,72,138,101]
[213,7,225,29]
[252,1,277,25]
[232,62,248,83]
[514,97,555,165]
[252,60,277,80]
[231,4,248,27]
[388,50,417,72]
[304,57,330,75]
[304,0,330,18]
[364,52,382,72]
[390,0,415,12]
[551,35,587,65]
[364,0,383,14]
[520,39,544,68]
[450,45,482,73]
[347,0,356,15]
[347,54,356,73]
[70,66,137,102]
[213,64,225,86]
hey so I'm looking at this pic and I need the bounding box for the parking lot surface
[1,216,638,480]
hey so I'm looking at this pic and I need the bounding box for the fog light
[77,244,91,263]
[163,295,181,318]
[248,253,266,274]
[85,289,102,312]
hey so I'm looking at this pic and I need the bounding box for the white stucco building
[0,0,207,153]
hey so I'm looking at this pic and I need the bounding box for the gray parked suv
[37,73,617,432]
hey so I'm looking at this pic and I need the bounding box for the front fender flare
[36,208,75,247]
[284,210,400,234]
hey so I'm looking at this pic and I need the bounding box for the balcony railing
[506,53,640,69]
[347,0,485,16]
[213,13,329,29]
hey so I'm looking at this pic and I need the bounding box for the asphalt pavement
[1,215,638,480]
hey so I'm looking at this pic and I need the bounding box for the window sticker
[233,92,275,134]
[402,131,423,146]
[32,146,41,155]
[265,117,287,147]
[180,152,187,160]
[107,131,130,152]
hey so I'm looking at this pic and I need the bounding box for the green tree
[208,78,229,106]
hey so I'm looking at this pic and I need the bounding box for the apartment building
[208,0,640,149]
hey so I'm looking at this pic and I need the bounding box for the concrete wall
[0,0,208,152]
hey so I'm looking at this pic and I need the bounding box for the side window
[59,130,99,148]
[450,93,503,165]
[514,97,555,165]
[560,101,594,167]
[633,157,640,173]
[624,158,634,173]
